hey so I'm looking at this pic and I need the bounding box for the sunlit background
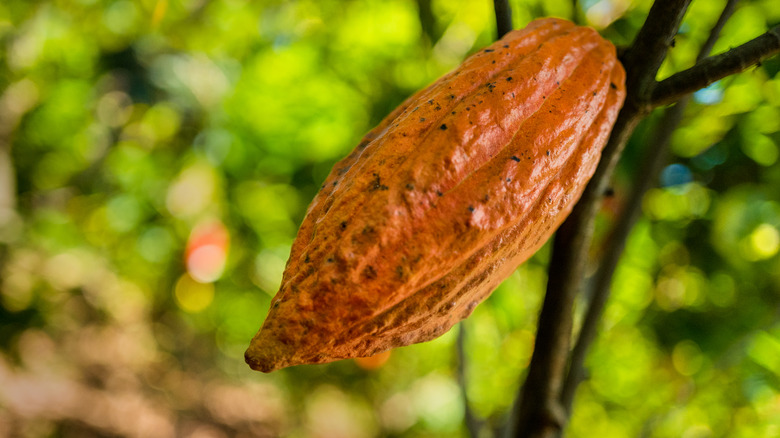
[1,0,780,436]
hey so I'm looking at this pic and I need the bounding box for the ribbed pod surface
[246,17,626,372]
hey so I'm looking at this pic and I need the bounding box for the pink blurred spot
[186,220,229,283]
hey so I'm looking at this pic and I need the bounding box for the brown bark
[509,1,694,437]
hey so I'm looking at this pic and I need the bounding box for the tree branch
[494,0,513,39]
[561,0,739,417]
[561,103,684,413]
[621,0,693,103]
[509,1,692,437]
[651,25,780,107]
[560,0,741,412]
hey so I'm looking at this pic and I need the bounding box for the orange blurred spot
[186,220,229,283]
[354,350,391,370]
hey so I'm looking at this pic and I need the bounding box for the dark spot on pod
[604,187,615,197]
[492,60,496,64]
[503,44,509,48]
[369,173,389,191]
[556,81,560,85]
[546,150,550,156]
[362,265,377,280]
[326,257,334,263]
[511,92,515,98]
[440,124,447,130]
[406,183,415,190]
[396,265,404,279]
[484,49,494,53]
[436,190,443,197]
[340,221,347,230]
[483,194,489,201]
[506,178,512,182]
[542,95,546,99]
[301,319,313,331]
[320,184,326,190]
[610,82,617,89]
[413,106,419,112]
[468,205,475,212]
[420,117,426,122]
[428,99,434,104]
[449,94,456,99]
[304,255,310,263]
[487,82,496,92]
[592,91,597,96]
[466,107,470,111]
[358,140,370,149]
[435,105,441,110]
[451,111,456,115]
[511,155,521,162]
[337,165,351,175]
[506,77,513,81]
[273,301,280,308]
[332,180,338,187]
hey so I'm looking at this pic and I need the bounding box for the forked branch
[651,25,780,107]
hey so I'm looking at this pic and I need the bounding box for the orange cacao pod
[246,17,626,372]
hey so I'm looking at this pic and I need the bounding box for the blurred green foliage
[1,0,780,437]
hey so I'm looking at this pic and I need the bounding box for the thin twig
[651,25,780,107]
[509,1,693,437]
[457,323,482,438]
[559,0,741,414]
[494,0,513,39]
[571,0,582,25]
[416,0,441,43]
[694,0,740,65]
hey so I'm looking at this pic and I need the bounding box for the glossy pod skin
[245,17,626,372]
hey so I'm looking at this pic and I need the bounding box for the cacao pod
[246,17,626,372]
